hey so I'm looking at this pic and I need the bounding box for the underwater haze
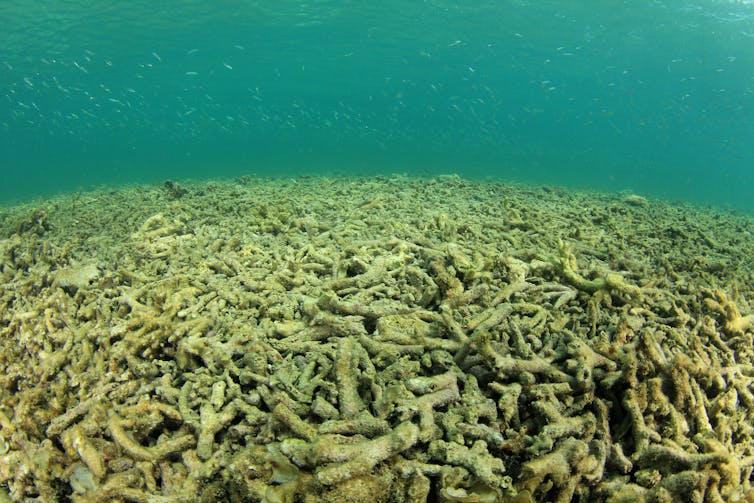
[1,0,753,209]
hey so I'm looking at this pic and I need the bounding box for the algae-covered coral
[1,175,753,502]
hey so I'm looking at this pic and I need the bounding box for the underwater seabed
[0,175,753,502]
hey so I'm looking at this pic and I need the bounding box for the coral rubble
[1,175,753,501]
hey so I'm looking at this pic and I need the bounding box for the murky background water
[1,1,753,209]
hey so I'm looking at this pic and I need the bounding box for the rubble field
[1,175,753,502]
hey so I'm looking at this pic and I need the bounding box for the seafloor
[0,175,753,502]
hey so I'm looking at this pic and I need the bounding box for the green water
[2,1,753,209]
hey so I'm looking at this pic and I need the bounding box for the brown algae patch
[0,175,753,501]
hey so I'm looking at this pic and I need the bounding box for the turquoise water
[1,1,753,209]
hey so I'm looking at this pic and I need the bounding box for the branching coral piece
[316,422,420,485]
[476,332,573,383]
[704,288,754,336]
[429,439,509,489]
[550,240,643,298]
[61,425,106,479]
[518,437,599,501]
[281,422,420,485]
[197,400,238,460]
[634,444,728,471]
[273,402,318,442]
[334,337,369,419]
[398,371,461,441]
[108,413,195,462]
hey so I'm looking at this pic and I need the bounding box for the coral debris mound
[1,175,753,502]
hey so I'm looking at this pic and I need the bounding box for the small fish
[234,44,245,50]
[187,49,199,55]
[152,52,162,62]
[185,71,198,76]
[223,62,233,70]
[448,40,463,47]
